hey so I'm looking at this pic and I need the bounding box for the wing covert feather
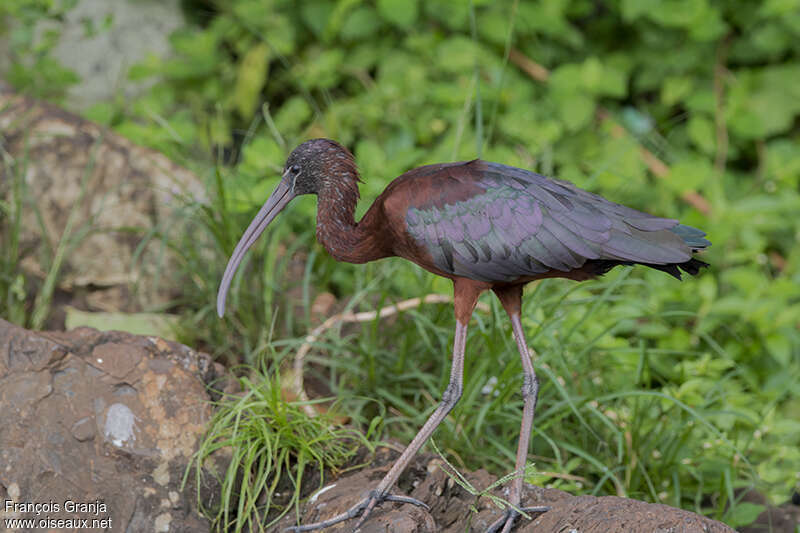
[404,161,695,282]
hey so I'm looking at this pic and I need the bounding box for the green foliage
[3,0,800,529]
[186,367,371,532]
[0,0,79,100]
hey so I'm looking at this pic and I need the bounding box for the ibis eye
[290,165,300,175]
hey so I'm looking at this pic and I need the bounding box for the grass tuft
[185,365,372,532]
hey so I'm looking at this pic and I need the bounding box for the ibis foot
[485,505,550,533]
[285,490,430,532]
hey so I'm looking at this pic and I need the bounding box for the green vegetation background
[2,0,799,530]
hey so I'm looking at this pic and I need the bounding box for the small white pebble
[97,358,103,364]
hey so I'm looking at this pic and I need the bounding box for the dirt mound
[277,448,736,532]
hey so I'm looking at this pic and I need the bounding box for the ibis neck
[315,180,389,264]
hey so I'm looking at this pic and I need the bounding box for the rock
[4,0,185,110]
[276,448,737,533]
[0,83,205,316]
[0,319,229,532]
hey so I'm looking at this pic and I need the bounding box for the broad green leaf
[377,0,418,29]
[436,36,481,74]
[687,115,715,155]
[340,6,382,40]
[765,334,792,367]
[727,64,800,138]
[274,96,313,133]
[724,502,766,529]
[661,77,694,106]
[234,43,270,120]
[759,0,800,16]
[65,307,179,339]
[554,91,595,131]
[664,157,712,193]
[240,136,284,177]
[300,48,345,89]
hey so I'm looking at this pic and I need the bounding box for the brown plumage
[217,139,710,532]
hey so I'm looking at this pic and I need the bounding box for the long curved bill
[216,174,296,317]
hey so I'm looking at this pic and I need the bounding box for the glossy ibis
[217,138,710,532]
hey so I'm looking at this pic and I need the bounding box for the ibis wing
[405,161,695,283]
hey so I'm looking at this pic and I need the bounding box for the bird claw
[485,505,550,533]
[284,490,429,532]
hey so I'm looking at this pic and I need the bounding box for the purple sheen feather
[609,217,633,235]
[523,235,571,271]
[565,207,612,231]
[452,242,478,264]
[604,229,690,264]
[540,179,576,197]
[487,199,504,219]
[478,174,500,188]
[525,255,550,274]
[624,217,678,232]
[511,195,530,214]
[484,228,511,258]
[526,198,543,228]
[423,222,439,244]
[495,203,514,230]
[503,218,530,245]
[536,226,583,269]
[532,187,568,213]
[499,250,533,276]
[602,242,657,264]
[461,259,515,283]
[507,177,526,190]
[552,193,574,210]
[543,217,601,259]
[572,223,611,244]
[439,216,464,241]
[611,202,653,219]
[406,209,420,226]
[466,215,492,241]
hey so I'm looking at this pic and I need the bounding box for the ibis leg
[350,318,469,525]
[487,287,549,533]
[287,319,472,532]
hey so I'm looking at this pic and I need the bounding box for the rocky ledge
[0,319,227,531]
